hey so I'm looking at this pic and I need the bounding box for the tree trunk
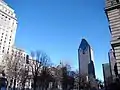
[21,81,26,90]
[33,77,37,90]
[41,82,44,90]
[45,81,48,90]
[13,79,16,90]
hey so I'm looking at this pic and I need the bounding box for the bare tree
[39,66,54,90]
[29,50,50,90]
[49,65,62,89]
[19,65,29,90]
[3,54,26,90]
[0,65,5,75]
[52,63,75,90]
[61,64,75,90]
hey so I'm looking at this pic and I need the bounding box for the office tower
[102,63,112,89]
[0,0,17,59]
[108,49,116,79]
[78,39,96,81]
[105,0,120,74]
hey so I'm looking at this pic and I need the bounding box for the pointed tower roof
[78,38,90,50]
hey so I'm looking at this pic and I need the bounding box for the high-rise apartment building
[0,0,17,59]
[78,39,96,81]
[105,0,120,74]
[0,1,30,89]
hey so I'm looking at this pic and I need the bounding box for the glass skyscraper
[78,39,96,81]
[102,63,112,89]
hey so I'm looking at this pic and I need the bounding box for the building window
[2,50,4,53]
[7,51,9,54]
[117,36,120,39]
[3,47,4,49]
[12,50,14,52]
[4,41,6,43]
[1,39,2,41]
[9,39,11,41]
[83,52,85,54]
[2,33,4,35]
[9,42,10,44]
[111,1,114,5]
[116,0,119,3]
[1,36,3,38]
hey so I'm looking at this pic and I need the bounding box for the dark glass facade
[78,39,96,80]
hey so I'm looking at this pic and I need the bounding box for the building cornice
[105,3,120,11]
[0,9,17,21]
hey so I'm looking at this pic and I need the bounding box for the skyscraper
[78,39,96,81]
[0,0,17,58]
[102,63,112,89]
[105,0,120,74]
[0,1,31,89]
[108,49,116,79]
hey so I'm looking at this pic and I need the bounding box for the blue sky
[6,0,110,80]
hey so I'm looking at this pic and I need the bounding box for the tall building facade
[0,0,27,63]
[78,39,96,81]
[102,63,112,89]
[11,46,27,60]
[0,1,31,89]
[105,0,120,74]
[108,49,116,79]
[0,0,17,60]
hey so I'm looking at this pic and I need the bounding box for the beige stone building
[0,0,17,60]
[105,0,120,74]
